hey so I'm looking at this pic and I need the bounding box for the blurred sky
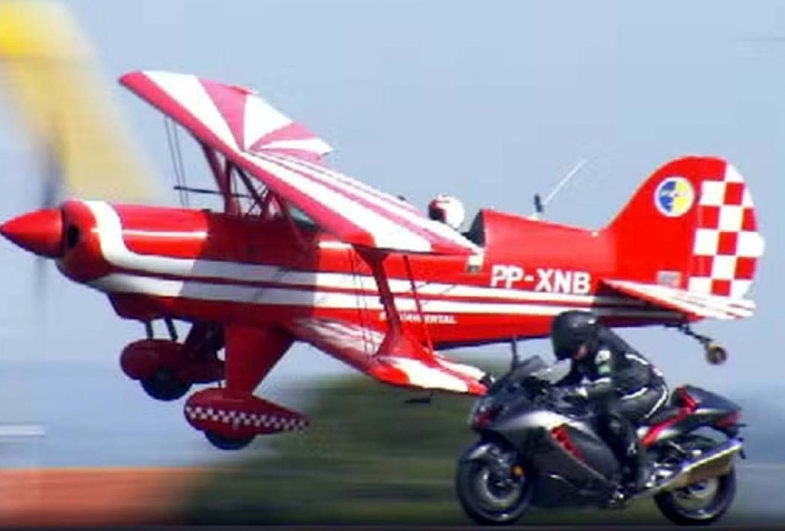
[0,0,783,466]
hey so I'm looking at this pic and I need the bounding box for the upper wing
[120,70,479,255]
[602,279,755,320]
[287,317,487,395]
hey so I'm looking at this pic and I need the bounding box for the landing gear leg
[674,324,728,365]
[184,325,304,451]
[122,320,224,402]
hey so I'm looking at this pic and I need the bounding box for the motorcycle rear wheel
[654,440,737,527]
[455,445,534,525]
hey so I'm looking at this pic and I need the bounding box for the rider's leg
[617,384,669,490]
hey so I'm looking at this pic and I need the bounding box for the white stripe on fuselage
[84,200,642,308]
[89,273,678,320]
[122,230,208,239]
[85,201,660,315]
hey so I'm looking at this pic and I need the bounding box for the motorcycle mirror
[510,337,522,370]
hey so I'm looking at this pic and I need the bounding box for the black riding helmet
[550,310,600,360]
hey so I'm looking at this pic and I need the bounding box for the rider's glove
[563,386,589,404]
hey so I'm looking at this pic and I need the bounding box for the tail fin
[606,156,765,300]
[0,0,158,202]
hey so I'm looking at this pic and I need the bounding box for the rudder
[605,156,764,300]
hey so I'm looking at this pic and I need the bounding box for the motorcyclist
[549,310,669,495]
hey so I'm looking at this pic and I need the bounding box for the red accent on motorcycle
[641,390,700,447]
[473,405,503,428]
[642,411,687,447]
[715,410,741,428]
[676,386,698,410]
[551,424,583,460]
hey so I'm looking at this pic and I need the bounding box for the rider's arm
[571,348,615,400]
[576,377,613,400]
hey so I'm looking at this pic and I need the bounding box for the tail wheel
[673,325,729,365]
[705,344,728,365]
[140,368,191,401]
[455,443,533,525]
[205,430,255,451]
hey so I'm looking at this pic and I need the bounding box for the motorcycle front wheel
[455,443,534,525]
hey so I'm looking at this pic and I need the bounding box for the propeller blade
[34,252,48,301]
[0,0,161,202]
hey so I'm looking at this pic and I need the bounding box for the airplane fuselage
[47,200,679,351]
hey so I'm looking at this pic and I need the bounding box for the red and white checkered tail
[606,156,765,302]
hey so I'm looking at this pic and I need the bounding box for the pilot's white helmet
[428,194,466,230]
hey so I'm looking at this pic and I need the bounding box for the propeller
[34,124,65,299]
[0,1,161,301]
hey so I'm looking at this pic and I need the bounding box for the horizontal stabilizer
[603,279,755,320]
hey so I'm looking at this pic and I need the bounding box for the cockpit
[428,194,485,247]
[462,212,485,246]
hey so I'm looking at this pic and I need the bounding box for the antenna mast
[531,158,588,220]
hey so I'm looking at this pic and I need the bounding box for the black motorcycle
[455,355,744,526]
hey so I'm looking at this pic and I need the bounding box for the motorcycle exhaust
[643,438,743,497]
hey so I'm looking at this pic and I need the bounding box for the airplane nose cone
[0,208,63,258]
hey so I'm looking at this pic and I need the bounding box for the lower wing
[286,317,487,395]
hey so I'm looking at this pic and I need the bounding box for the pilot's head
[428,194,466,230]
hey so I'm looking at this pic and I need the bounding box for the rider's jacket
[555,327,666,400]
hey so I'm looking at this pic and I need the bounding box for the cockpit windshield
[288,204,317,229]
[462,211,485,246]
[257,194,318,231]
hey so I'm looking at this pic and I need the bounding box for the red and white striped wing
[288,317,487,395]
[120,70,479,255]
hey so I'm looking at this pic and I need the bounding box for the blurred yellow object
[0,0,159,203]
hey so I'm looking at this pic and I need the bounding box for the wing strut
[360,250,427,360]
[288,250,488,395]
[200,143,240,215]
[198,143,310,250]
[403,255,435,354]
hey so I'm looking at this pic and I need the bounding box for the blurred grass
[181,375,665,525]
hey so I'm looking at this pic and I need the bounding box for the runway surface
[0,462,780,527]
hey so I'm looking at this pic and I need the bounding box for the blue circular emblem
[655,177,695,217]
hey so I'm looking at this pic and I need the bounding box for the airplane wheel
[140,368,191,401]
[705,344,728,365]
[205,430,255,451]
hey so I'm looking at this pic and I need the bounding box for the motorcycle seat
[645,405,681,425]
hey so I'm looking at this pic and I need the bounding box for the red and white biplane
[0,70,765,449]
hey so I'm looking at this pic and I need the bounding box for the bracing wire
[164,117,190,207]
[172,123,189,208]
[164,117,183,206]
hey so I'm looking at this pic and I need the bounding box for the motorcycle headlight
[468,398,503,428]
[467,400,483,426]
